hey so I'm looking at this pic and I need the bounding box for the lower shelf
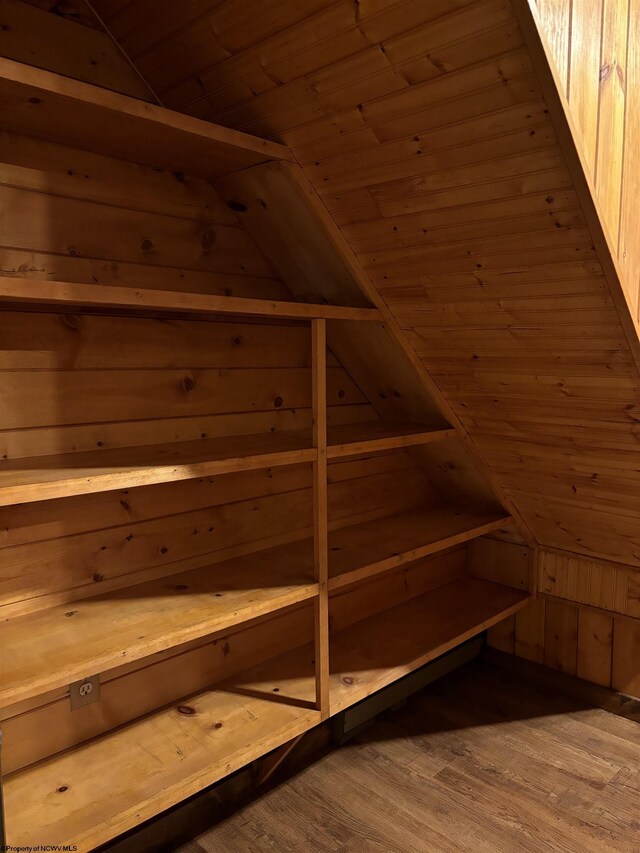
[4,577,530,851]
[330,578,531,712]
[230,577,532,713]
[4,682,320,851]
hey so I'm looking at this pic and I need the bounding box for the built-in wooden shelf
[228,577,532,714]
[2,576,531,851]
[0,431,316,506]
[0,57,294,179]
[328,507,512,590]
[327,422,456,458]
[4,671,320,852]
[0,422,459,506]
[0,276,380,321]
[329,578,531,711]
[0,539,316,708]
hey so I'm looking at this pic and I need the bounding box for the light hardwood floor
[163,659,640,853]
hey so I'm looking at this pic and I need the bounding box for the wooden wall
[0,0,152,98]
[489,546,640,698]
[90,0,640,571]
[535,0,640,323]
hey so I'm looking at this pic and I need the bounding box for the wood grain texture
[488,547,640,696]
[0,57,293,179]
[535,0,639,322]
[111,0,640,566]
[0,540,318,707]
[0,0,152,98]
[0,548,466,776]
[112,658,640,853]
[3,573,530,850]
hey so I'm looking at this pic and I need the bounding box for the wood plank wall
[489,546,640,698]
[0,130,290,297]
[536,0,640,324]
[0,0,152,98]
[91,0,640,570]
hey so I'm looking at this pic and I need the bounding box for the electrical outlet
[70,675,100,710]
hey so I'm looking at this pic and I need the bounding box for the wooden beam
[312,319,330,719]
[254,734,304,787]
[0,277,380,321]
[327,423,457,458]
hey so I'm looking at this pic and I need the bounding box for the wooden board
[0,539,317,707]
[0,430,316,505]
[327,422,456,458]
[534,0,639,321]
[0,422,449,504]
[0,57,293,178]
[330,579,531,711]
[538,549,640,619]
[3,672,320,852]
[3,576,529,851]
[0,276,380,320]
[0,548,465,776]
[0,0,152,98]
[328,507,512,589]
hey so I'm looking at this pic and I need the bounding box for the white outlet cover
[70,675,100,710]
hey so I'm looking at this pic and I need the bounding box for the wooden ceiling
[91,0,639,567]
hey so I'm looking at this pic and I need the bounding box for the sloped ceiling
[92,0,640,567]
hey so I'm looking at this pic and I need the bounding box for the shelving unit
[0,422,459,506]
[3,578,530,851]
[0,293,519,846]
[0,504,511,708]
[4,673,320,852]
[0,54,530,852]
[228,577,532,715]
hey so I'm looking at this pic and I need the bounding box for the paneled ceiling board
[94,0,640,567]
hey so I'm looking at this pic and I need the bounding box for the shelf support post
[312,319,330,718]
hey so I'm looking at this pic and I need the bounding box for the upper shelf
[0,57,294,178]
[0,430,316,506]
[328,506,512,590]
[0,423,455,506]
[0,277,381,321]
[327,422,456,458]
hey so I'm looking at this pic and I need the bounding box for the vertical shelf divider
[311,318,330,718]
